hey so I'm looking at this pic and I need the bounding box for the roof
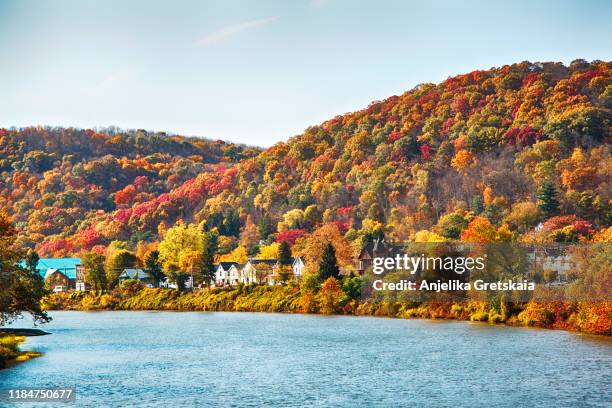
[216,262,239,270]
[119,268,149,279]
[44,268,76,280]
[358,239,404,259]
[248,258,277,265]
[35,258,81,280]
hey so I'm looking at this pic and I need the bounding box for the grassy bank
[0,335,42,369]
[43,281,611,336]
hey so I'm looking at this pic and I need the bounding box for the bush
[470,311,489,322]
[0,336,21,367]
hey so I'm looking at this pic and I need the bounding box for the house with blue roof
[34,258,85,291]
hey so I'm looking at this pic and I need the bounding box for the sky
[1,0,611,147]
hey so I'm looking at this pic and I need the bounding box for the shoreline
[43,287,611,336]
[44,308,612,339]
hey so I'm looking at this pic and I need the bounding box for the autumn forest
[2,59,610,263]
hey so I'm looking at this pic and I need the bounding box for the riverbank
[43,282,611,336]
[0,335,42,369]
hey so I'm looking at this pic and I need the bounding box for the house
[33,258,82,290]
[264,257,306,285]
[118,268,153,286]
[44,268,74,290]
[159,275,194,289]
[75,264,89,291]
[214,262,242,286]
[528,246,576,283]
[356,238,404,274]
[292,256,305,281]
[241,259,277,284]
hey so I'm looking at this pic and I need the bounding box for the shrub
[470,311,489,322]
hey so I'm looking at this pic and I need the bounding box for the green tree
[303,204,322,231]
[222,208,241,237]
[278,241,292,265]
[0,213,49,325]
[25,250,40,276]
[537,181,560,219]
[200,231,218,285]
[258,215,274,240]
[319,243,340,281]
[144,250,164,288]
[83,252,107,292]
[471,195,484,215]
[105,250,137,287]
[342,276,363,300]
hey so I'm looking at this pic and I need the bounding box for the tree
[25,250,39,276]
[342,276,363,300]
[222,208,241,237]
[413,230,446,242]
[257,242,280,259]
[218,246,248,263]
[303,205,322,231]
[460,217,497,243]
[278,209,304,231]
[105,249,137,287]
[158,223,205,290]
[144,250,164,287]
[319,243,340,281]
[239,215,260,254]
[200,231,218,285]
[297,224,353,274]
[0,212,49,325]
[437,210,471,239]
[317,277,343,314]
[278,241,292,265]
[83,252,107,292]
[179,250,204,287]
[537,181,560,219]
[504,201,539,232]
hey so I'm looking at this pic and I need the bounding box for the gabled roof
[229,263,244,270]
[358,239,404,259]
[120,268,148,279]
[216,262,239,270]
[44,268,76,280]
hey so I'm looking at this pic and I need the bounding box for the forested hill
[0,127,260,251]
[2,59,611,258]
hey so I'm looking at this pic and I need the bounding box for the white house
[214,262,244,286]
[292,257,305,281]
[527,247,576,283]
[159,275,193,290]
[241,259,276,284]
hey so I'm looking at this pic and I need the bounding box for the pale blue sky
[1,0,610,146]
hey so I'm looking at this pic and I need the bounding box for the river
[1,311,611,407]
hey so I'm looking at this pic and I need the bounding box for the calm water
[1,311,611,407]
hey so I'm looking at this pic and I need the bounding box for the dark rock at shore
[0,328,51,336]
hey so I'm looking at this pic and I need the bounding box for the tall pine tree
[201,231,218,285]
[537,181,560,219]
[319,243,340,281]
[144,250,164,288]
[279,241,292,265]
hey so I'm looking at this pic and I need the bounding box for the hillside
[2,59,611,259]
[0,127,260,252]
